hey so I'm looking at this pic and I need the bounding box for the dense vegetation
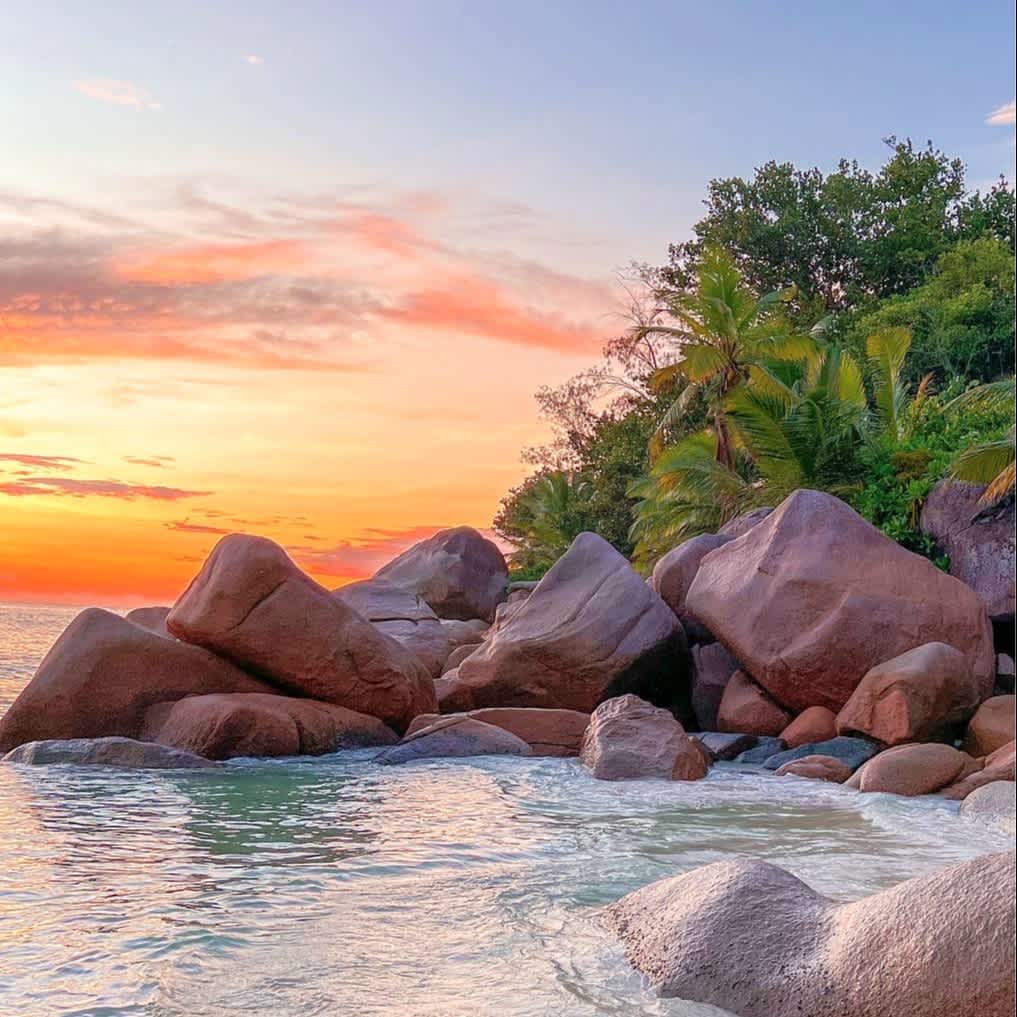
[495,140,1015,575]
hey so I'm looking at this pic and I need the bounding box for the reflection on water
[0,753,1010,1017]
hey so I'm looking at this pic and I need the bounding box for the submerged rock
[375,717,531,765]
[734,737,785,764]
[405,707,589,756]
[579,695,707,781]
[836,642,981,746]
[695,731,759,761]
[762,736,880,772]
[604,851,1015,1016]
[847,743,979,796]
[448,533,691,717]
[166,534,435,732]
[774,754,852,783]
[142,693,397,760]
[3,736,218,769]
[374,526,508,622]
[686,490,995,713]
[0,608,270,752]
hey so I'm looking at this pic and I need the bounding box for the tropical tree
[631,247,815,466]
[945,379,1017,504]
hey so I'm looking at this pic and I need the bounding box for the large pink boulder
[962,696,1016,758]
[0,608,270,752]
[847,743,979,796]
[141,693,397,760]
[920,480,1015,619]
[836,642,982,746]
[447,533,690,716]
[124,605,172,636]
[579,694,707,781]
[333,578,451,677]
[686,490,994,714]
[166,535,435,732]
[405,707,589,756]
[717,671,791,737]
[374,526,508,622]
[604,852,1015,1016]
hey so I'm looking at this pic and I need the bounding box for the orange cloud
[0,477,211,501]
[73,78,162,110]
[114,239,310,284]
[379,275,606,353]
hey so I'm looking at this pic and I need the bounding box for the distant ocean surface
[0,603,84,716]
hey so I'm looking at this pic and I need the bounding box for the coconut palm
[516,471,592,562]
[945,378,1016,504]
[632,247,817,465]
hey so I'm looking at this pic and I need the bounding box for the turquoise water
[0,604,1011,1017]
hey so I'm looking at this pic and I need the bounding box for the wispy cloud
[288,524,449,581]
[244,54,264,66]
[165,518,230,534]
[0,453,85,471]
[123,455,176,468]
[986,100,1016,126]
[73,78,162,110]
[0,477,210,500]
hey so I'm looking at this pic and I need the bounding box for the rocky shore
[2,488,1014,1015]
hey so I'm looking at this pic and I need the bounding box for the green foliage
[661,139,1015,321]
[945,379,1016,502]
[847,387,1012,557]
[849,237,1015,386]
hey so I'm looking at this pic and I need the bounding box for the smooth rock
[333,578,450,677]
[375,717,531,765]
[690,642,738,730]
[405,707,589,756]
[442,643,482,673]
[604,852,1015,1016]
[959,781,1017,828]
[0,608,271,752]
[651,533,732,621]
[920,480,1015,619]
[374,526,508,622]
[717,671,791,737]
[166,535,435,732]
[941,740,1015,799]
[2,736,219,769]
[579,694,707,781]
[963,695,1016,757]
[440,618,490,649]
[779,706,837,748]
[686,490,995,713]
[849,743,978,796]
[836,642,981,746]
[450,533,691,717]
[695,732,759,761]
[142,693,397,760]
[774,754,852,782]
[124,605,172,637]
[763,736,881,773]
[734,737,786,764]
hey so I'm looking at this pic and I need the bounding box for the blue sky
[2,0,1014,268]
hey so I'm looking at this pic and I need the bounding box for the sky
[1,0,1014,605]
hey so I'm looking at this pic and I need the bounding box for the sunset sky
[1,1,1014,605]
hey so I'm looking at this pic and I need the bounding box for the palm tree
[945,379,1016,504]
[631,247,817,466]
[516,471,592,563]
